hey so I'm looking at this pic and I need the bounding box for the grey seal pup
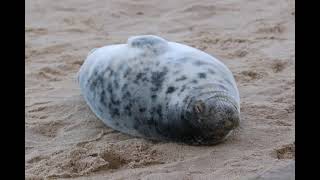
[78,35,240,145]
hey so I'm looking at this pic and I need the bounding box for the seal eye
[194,100,205,114]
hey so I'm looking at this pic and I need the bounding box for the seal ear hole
[194,100,205,114]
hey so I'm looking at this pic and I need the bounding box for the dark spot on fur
[123,68,132,78]
[151,67,168,91]
[150,107,156,116]
[147,114,155,127]
[191,80,198,84]
[100,90,107,106]
[131,37,157,47]
[136,72,144,81]
[153,49,159,54]
[180,85,187,93]
[176,57,189,62]
[115,122,119,126]
[88,70,111,108]
[166,86,176,94]
[193,60,211,66]
[156,105,162,119]
[175,75,187,81]
[149,105,162,129]
[134,72,148,84]
[121,83,128,92]
[183,96,189,103]
[89,79,97,91]
[109,69,114,77]
[124,104,132,116]
[198,72,207,79]
[142,76,149,82]
[165,101,170,109]
[114,79,119,89]
[122,91,131,99]
[112,108,120,117]
[132,41,140,47]
[110,96,120,105]
[208,69,216,75]
[109,105,120,117]
[119,63,126,71]
[141,53,147,58]
[97,106,103,113]
[151,94,157,99]
[133,121,139,130]
[173,70,180,74]
[88,69,103,91]
[139,107,146,112]
[107,83,113,94]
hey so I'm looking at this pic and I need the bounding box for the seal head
[184,95,240,144]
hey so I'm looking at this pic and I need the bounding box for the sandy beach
[25,0,295,179]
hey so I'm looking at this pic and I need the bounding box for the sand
[25,0,295,179]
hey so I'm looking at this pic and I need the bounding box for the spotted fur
[78,35,240,145]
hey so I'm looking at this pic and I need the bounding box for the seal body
[78,35,240,145]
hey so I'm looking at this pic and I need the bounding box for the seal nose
[193,98,240,132]
[222,110,240,130]
[210,99,239,130]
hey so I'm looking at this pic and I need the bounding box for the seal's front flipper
[127,35,169,55]
[88,48,98,56]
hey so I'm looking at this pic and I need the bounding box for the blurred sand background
[25,0,295,179]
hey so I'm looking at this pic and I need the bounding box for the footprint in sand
[272,143,295,159]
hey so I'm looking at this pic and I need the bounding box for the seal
[78,35,240,145]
